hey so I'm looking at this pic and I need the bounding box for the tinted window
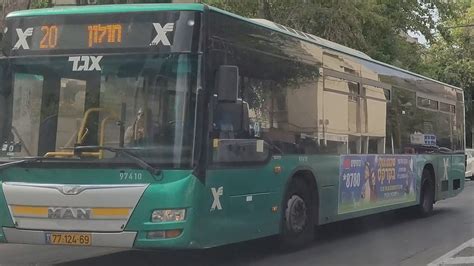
[440,102,455,113]
[417,96,438,110]
[208,11,323,161]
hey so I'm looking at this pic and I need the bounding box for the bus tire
[417,169,435,217]
[280,178,314,249]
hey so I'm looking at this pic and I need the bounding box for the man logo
[68,56,103,72]
[13,27,33,50]
[48,207,91,220]
[59,186,85,195]
[210,187,223,211]
[150,23,174,46]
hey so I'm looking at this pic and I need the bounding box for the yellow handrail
[45,108,118,159]
[98,115,118,159]
[78,108,104,144]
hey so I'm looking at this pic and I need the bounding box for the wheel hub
[286,195,307,233]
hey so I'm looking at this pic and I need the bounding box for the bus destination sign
[4,11,200,55]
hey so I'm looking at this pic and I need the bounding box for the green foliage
[92,0,170,3]
[424,5,473,146]
[30,0,52,8]
[203,0,465,69]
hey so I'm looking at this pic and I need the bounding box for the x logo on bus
[443,158,450,180]
[150,23,174,46]
[210,187,223,211]
[13,27,33,50]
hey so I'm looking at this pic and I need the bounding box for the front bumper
[1,226,196,249]
[2,227,137,248]
[0,171,202,249]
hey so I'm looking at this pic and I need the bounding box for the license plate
[45,232,92,246]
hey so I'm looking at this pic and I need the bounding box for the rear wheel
[417,169,435,217]
[280,178,315,249]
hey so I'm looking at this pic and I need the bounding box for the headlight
[151,209,186,223]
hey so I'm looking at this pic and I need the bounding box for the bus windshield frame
[0,52,201,169]
[0,10,203,169]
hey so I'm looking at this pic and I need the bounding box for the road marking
[428,238,474,265]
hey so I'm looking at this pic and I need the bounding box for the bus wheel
[417,170,435,217]
[280,178,314,249]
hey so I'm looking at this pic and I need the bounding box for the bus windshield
[0,53,199,168]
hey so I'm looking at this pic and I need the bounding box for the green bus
[0,3,465,249]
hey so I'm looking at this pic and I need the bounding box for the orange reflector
[165,229,183,238]
[274,166,282,174]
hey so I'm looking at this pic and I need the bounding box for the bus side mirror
[214,65,250,137]
[216,65,239,103]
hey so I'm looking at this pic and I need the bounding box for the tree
[83,0,171,4]
[0,0,30,30]
[424,5,473,147]
[202,0,465,71]
[30,0,53,8]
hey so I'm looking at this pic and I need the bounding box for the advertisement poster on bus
[338,155,417,214]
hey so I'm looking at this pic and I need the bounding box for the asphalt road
[0,181,473,266]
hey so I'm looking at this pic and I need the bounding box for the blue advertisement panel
[338,155,417,214]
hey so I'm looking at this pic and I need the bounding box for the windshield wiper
[73,146,161,176]
[0,156,50,171]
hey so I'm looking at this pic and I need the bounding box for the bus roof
[250,18,372,60]
[6,3,204,17]
[5,3,463,92]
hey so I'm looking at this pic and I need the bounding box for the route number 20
[40,25,58,49]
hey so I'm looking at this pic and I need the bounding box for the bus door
[203,66,281,244]
[205,138,280,243]
[436,152,463,200]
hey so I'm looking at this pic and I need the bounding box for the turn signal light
[146,229,183,239]
[274,166,282,174]
[165,229,182,238]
